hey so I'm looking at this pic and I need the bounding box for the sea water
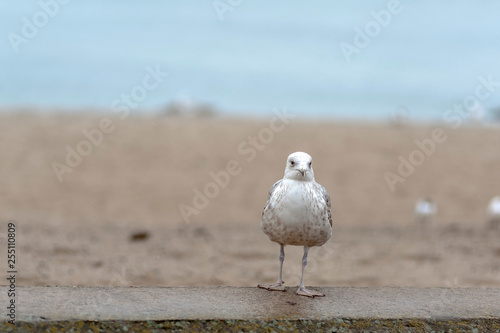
[1,0,500,120]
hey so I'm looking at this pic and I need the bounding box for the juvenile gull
[258,152,332,297]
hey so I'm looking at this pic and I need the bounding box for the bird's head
[283,151,315,181]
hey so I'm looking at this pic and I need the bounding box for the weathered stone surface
[1,286,499,332]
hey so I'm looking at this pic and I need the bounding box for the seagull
[488,196,500,229]
[258,152,332,297]
[414,197,437,228]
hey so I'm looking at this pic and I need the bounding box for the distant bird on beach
[414,197,437,228]
[488,196,500,229]
[258,152,332,298]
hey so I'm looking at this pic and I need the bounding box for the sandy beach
[0,112,499,288]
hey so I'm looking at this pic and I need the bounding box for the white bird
[258,152,332,297]
[488,196,500,229]
[414,197,437,228]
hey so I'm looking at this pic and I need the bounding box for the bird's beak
[299,168,306,176]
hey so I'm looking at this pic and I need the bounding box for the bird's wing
[262,179,282,216]
[319,184,333,227]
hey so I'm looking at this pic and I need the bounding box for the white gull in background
[258,152,332,297]
[488,196,500,229]
[414,197,437,228]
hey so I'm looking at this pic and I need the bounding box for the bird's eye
[308,162,312,167]
[290,160,295,166]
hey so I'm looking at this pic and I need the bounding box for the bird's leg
[296,246,325,297]
[277,243,285,284]
[258,244,286,291]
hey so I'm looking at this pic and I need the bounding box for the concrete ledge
[1,286,499,332]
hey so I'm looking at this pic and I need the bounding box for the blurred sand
[0,112,499,287]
